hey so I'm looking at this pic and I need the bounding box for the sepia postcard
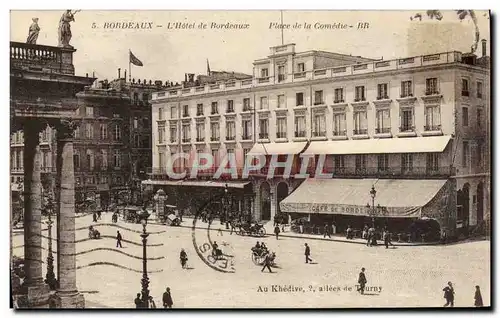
[9,9,491,309]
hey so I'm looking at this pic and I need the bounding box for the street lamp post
[224,184,230,229]
[44,196,57,290]
[367,185,377,228]
[139,209,150,308]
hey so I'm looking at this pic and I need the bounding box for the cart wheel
[258,228,266,237]
[251,253,259,265]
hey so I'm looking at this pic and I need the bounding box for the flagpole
[280,10,284,45]
[128,50,131,82]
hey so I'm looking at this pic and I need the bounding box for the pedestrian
[332,222,337,235]
[116,230,123,248]
[163,287,173,308]
[323,223,331,238]
[148,296,156,308]
[92,212,97,222]
[357,268,367,295]
[299,220,304,234]
[346,225,353,240]
[274,224,281,240]
[443,281,455,307]
[362,225,368,239]
[304,243,312,264]
[474,285,483,307]
[134,293,142,308]
[273,214,279,227]
[180,248,188,269]
[383,230,394,249]
[261,252,273,273]
[97,210,102,220]
[230,219,236,235]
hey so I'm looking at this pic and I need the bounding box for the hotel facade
[146,42,490,237]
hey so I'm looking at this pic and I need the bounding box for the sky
[10,10,490,83]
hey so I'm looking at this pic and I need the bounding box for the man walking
[97,210,102,220]
[274,224,281,240]
[163,287,173,308]
[383,229,394,249]
[323,223,331,238]
[443,281,455,307]
[134,293,143,308]
[92,212,97,222]
[304,243,312,264]
[357,268,367,294]
[261,252,273,273]
[116,230,123,248]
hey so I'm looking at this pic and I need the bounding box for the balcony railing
[242,134,252,140]
[211,109,219,115]
[196,137,205,142]
[259,133,269,139]
[312,131,326,137]
[182,138,191,143]
[399,126,415,133]
[354,97,366,102]
[295,131,306,138]
[278,75,286,82]
[10,41,74,75]
[210,136,220,142]
[376,95,390,100]
[313,101,324,106]
[226,136,236,141]
[353,129,368,135]
[276,132,287,139]
[182,112,189,117]
[375,127,391,134]
[462,91,470,97]
[226,107,234,113]
[425,90,440,96]
[334,99,345,104]
[400,93,414,98]
[315,166,454,178]
[333,130,347,136]
[196,111,204,116]
[169,138,177,143]
[243,106,252,112]
[424,124,442,131]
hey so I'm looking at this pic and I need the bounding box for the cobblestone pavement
[11,212,491,308]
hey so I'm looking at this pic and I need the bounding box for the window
[196,123,205,142]
[243,148,250,158]
[477,141,483,166]
[243,98,251,111]
[211,102,218,114]
[142,93,149,103]
[133,118,138,129]
[353,110,367,135]
[212,149,219,168]
[277,65,286,82]
[113,124,121,140]
[133,93,139,105]
[159,107,164,120]
[170,106,177,119]
[426,153,439,172]
[85,107,94,117]
[462,78,470,96]
[159,152,165,170]
[41,128,48,142]
[400,109,414,132]
[182,124,191,142]
[294,115,306,137]
[277,94,286,108]
[226,121,235,140]
[462,141,469,167]
[296,92,304,106]
[277,117,287,139]
[113,150,121,168]
[260,68,269,78]
[355,155,366,173]
[101,176,108,184]
[334,155,345,171]
[116,176,122,185]
[182,105,189,117]
[242,120,252,140]
[260,96,268,109]
[74,153,80,169]
[401,80,413,97]
[334,88,344,103]
[477,108,483,128]
[333,113,346,136]
[313,113,326,137]
[376,109,390,134]
[259,118,269,139]
[297,63,305,72]
[85,123,93,139]
[196,104,204,116]
[169,126,177,143]
[425,78,438,95]
[355,86,365,101]
[86,150,94,171]
[462,107,469,127]
[377,83,389,99]
[477,81,483,98]
[158,126,165,143]
[101,150,107,169]
[314,90,324,105]
[227,100,234,113]
[425,106,441,131]
[377,154,389,172]
[401,154,413,172]
[210,122,220,141]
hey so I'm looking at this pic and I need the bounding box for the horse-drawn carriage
[119,205,143,223]
[166,213,181,226]
[250,246,276,266]
[88,226,101,239]
[237,222,266,237]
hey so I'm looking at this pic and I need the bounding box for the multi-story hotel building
[147,42,490,237]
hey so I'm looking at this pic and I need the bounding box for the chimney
[118,68,121,79]
[184,73,188,82]
[481,39,487,57]
[92,71,95,77]
[188,74,195,82]
[86,73,88,77]
[124,70,127,81]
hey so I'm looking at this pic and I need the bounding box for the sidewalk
[173,216,442,247]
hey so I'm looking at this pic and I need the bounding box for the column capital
[55,119,79,141]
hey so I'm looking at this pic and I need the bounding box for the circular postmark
[191,195,235,273]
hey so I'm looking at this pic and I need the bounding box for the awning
[142,179,250,189]
[279,178,448,218]
[248,142,307,155]
[303,135,451,155]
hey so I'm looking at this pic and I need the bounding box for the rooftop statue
[58,10,80,48]
[26,17,40,44]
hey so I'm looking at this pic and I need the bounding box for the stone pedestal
[23,125,50,308]
[54,123,84,308]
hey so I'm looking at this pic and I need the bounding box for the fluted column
[23,123,50,308]
[54,120,84,308]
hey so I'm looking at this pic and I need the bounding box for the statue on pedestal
[58,10,79,48]
[26,18,40,44]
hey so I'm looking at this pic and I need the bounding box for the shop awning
[279,178,448,218]
[248,142,307,155]
[303,135,451,155]
[142,179,250,189]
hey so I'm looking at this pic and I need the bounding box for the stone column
[23,123,50,308]
[53,120,85,308]
[270,183,277,222]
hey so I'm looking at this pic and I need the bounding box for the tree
[410,10,488,54]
